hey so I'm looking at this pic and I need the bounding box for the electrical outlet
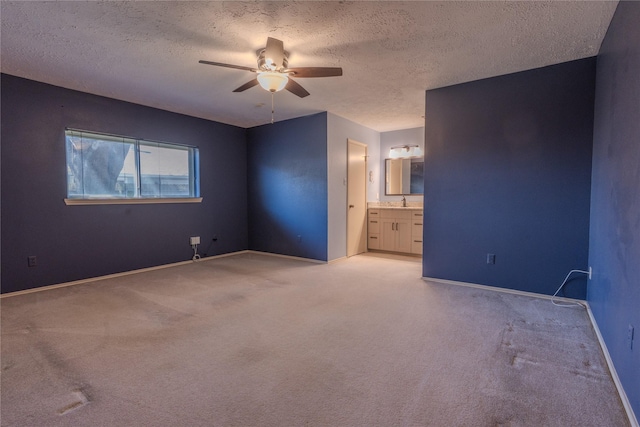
[190,236,200,245]
[27,256,37,267]
[628,325,635,350]
[487,253,496,265]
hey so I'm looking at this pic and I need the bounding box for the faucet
[401,196,406,207]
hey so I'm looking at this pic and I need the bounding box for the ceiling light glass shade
[389,145,423,158]
[389,147,404,159]
[257,72,289,92]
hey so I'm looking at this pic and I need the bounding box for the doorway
[347,139,367,257]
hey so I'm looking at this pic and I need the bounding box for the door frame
[346,139,368,257]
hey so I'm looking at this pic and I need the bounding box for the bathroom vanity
[368,207,423,255]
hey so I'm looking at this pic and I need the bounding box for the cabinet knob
[349,204,355,208]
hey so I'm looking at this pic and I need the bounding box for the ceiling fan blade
[199,60,258,73]
[233,79,260,93]
[265,37,285,70]
[284,67,343,78]
[285,78,310,98]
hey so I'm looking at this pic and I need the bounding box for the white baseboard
[246,250,327,264]
[422,276,587,306]
[1,250,327,299]
[1,250,250,299]
[584,302,639,427]
[423,276,638,427]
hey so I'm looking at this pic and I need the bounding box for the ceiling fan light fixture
[200,37,341,98]
[257,72,288,93]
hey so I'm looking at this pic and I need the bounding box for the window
[65,129,200,202]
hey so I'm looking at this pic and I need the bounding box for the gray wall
[1,74,249,293]
[327,113,380,261]
[589,0,640,417]
[422,58,596,298]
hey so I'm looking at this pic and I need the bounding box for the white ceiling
[1,1,617,132]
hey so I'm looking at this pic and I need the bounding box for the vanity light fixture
[389,144,423,159]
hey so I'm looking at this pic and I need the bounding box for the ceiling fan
[199,37,342,98]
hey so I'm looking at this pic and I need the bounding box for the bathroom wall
[379,127,425,204]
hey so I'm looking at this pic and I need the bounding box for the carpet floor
[0,252,630,426]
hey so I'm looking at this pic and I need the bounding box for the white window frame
[64,129,202,205]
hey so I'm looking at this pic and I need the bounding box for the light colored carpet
[0,252,629,426]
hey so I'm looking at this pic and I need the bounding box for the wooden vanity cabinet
[368,208,423,255]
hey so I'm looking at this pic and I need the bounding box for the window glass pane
[66,131,134,198]
[119,148,138,197]
[139,142,191,198]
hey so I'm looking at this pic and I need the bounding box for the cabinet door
[395,219,412,253]
[381,219,397,251]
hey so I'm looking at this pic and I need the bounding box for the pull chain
[271,92,275,124]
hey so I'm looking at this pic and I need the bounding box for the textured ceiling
[0,1,617,132]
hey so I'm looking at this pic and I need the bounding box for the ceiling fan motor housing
[257,48,289,72]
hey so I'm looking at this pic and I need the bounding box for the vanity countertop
[368,203,423,210]
[370,206,422,210]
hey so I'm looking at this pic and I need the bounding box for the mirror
[385,158,424,195]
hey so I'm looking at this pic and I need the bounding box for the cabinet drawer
[368,219,380,233]
[381,209,412,219]
[368,209,380,218]
[411,239,423,255]
[368,234,380,250]
[412,221,423,237]
[412,210,423,218]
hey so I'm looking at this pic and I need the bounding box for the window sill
[64,197,203,206]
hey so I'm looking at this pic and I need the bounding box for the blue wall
[423,58,596,298]
[1,74,249,293]
[247,113,328,261]
[589,1,640,416]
